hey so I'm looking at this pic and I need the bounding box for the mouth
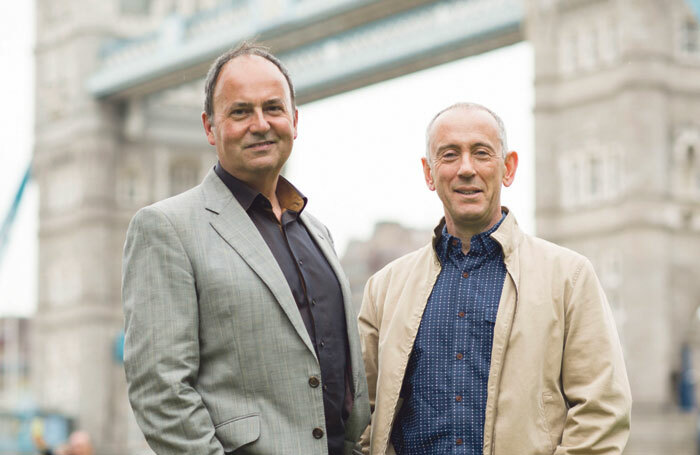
[245,140,276,150]
[454,188,482,196]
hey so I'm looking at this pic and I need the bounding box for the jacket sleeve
[556,258,632,454]
[357,276,380,455]
[122,206,225,455]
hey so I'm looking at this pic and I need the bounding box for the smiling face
[202,54,298,186]
[422,106,517,237]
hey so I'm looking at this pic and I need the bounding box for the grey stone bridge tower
[31,1,211,453]
[29,0,700,453]
[527,0,700,452]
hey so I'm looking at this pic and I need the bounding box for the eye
[266,105,284,113]
[230,108,248,117]
[441,150,459,160]
[474,149,493,159]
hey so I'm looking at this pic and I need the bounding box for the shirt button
[456,395,462,402]
[312,428,324,439]
[311,299,317,306]
[456,353,463,360]
[451,238,458,246]
[299,259,304,266]
[458,311,465,318]
[456,438,463,445]
[308,376,320,388]
[323,384,328,391]
[319,339,325,348]
[462,272,469,278]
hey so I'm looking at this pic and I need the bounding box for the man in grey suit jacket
[122,42,370,455]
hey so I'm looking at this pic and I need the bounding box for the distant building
[341,222,431,309]
[0,317,31,408]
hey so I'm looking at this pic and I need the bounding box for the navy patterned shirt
[392,214,507,454]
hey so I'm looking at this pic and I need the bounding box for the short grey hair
[203,40,295,122]
[425,102,509,166]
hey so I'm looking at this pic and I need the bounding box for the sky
[0,3,533,317]
[0,0,37,317]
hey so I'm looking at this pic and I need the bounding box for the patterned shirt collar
[436,211,506,261]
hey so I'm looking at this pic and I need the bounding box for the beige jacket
[358,210,631,455]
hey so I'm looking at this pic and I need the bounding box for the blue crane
[0,164,31,272]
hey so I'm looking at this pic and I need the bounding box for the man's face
[422,107,517,234]
[202,55,298,183]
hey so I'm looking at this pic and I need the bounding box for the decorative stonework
[558,144,624,208]
[673,127,700,198]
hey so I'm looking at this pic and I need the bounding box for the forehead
[214,55,292,104]
[429,107,500,148]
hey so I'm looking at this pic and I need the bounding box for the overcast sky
[0,2,533,317]
[0,0,36,317]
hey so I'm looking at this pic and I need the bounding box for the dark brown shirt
[214,163,351,455]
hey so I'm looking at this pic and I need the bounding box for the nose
[249,108,271,134]
[457,152,476,178]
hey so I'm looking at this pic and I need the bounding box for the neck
[444,211,502,254]
[221,164,283,220]
[247,174,283,221]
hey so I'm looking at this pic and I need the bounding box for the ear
[422,157,435,191]
[202,112,216,146]
[502,150,518,187]
[292,108,299,140]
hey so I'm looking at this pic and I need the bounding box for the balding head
[425,102,508,166]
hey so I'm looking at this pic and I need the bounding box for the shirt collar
[214,162,307,215]
[436,211,506,260]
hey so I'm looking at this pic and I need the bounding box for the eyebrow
[227,98,286,112]
[262,98,285,106]
[470,141,496,151]
[228,102,252,112]
[436,144,460,154]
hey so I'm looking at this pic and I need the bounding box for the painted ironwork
[88,0,523,99]
[0,164,31,273]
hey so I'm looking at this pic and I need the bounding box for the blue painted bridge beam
[0,164,31,272]
[87,0,524,104]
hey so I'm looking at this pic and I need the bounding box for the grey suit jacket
[122,169,370,455]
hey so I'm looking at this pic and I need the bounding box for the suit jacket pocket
[215,413,260,453]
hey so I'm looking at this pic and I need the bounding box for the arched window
[673,129,700,197]
[682,18,700,54]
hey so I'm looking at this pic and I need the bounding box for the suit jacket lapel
[299,213,363,391]
[201,170,317,357]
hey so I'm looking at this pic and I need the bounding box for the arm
[122,206,224,455]
[357,276,380,455]
[557,258,632,454]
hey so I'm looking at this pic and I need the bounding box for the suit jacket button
[309,376,320,388]
[313,428,324,439]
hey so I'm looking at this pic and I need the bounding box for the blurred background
[1,0,700,453]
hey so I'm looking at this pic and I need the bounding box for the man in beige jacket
[358,102,631,455]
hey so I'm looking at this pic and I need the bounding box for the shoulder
[519,232,589,270]
[130,185,204,230]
